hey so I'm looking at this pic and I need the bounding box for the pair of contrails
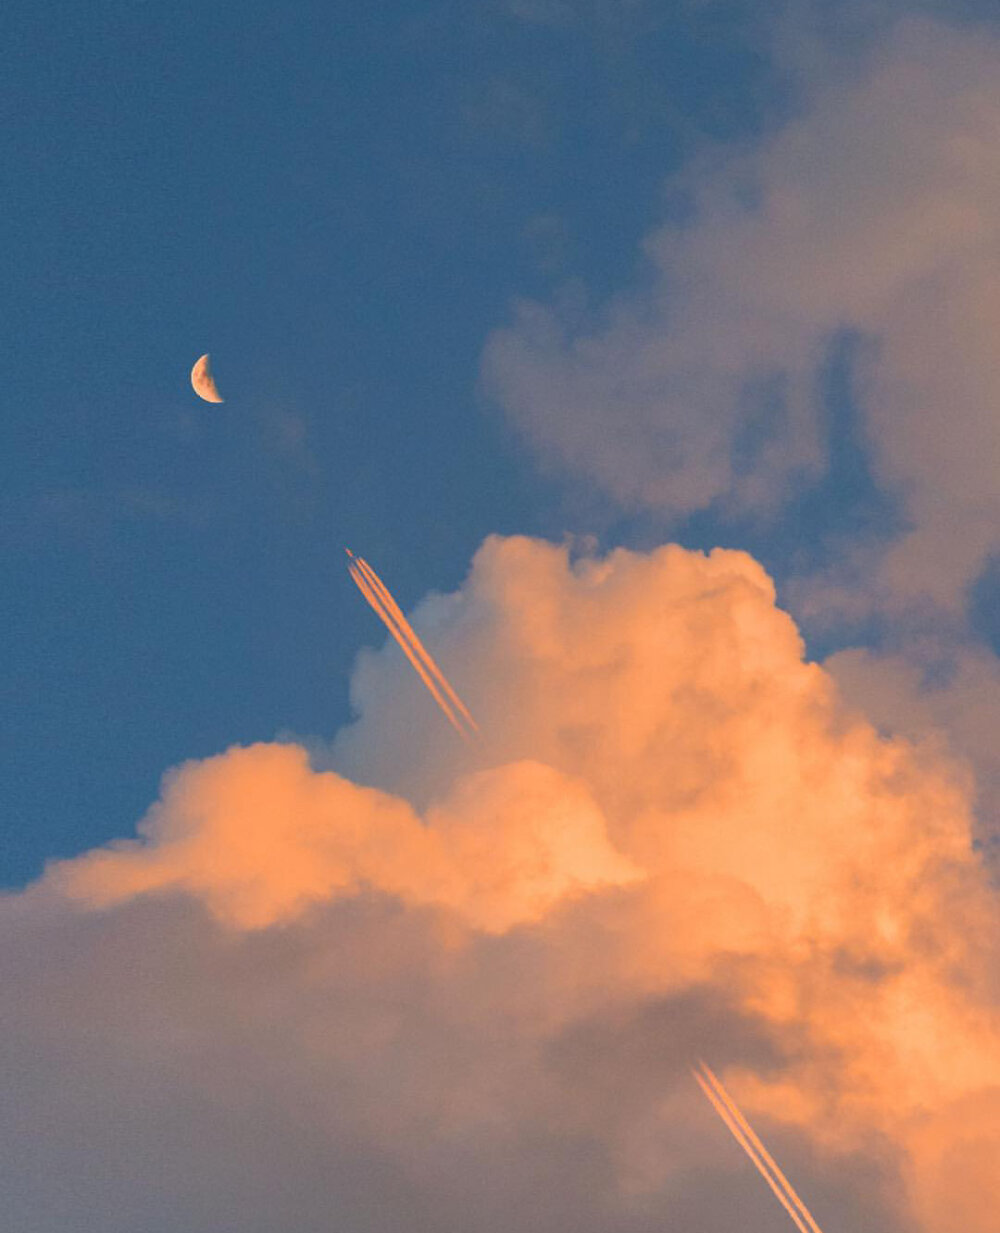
[347,551,826,1233]
[346,548,479,743]
[692,1062,827,1233]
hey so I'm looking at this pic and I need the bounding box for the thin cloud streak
[693,1061,826,1233]
[347,549,478,742]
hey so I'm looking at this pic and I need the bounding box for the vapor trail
[692,1067,812,1233]
[347,556,467,738]
[693,1062,826,1233]
[348,559,469,740]
[352,553,479,733]
[346,549,477,743]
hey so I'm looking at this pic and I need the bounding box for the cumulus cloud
[483,17,1000,613]
[53,747,638,933]
[826,638,1000,853]
[6,535,999,1232]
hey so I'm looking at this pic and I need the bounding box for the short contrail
[346,549,478,743]
[351,552,479,734]
[692,1061,826,1233]
[347,554,469,738]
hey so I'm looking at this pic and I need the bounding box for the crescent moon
[190,354,224,404]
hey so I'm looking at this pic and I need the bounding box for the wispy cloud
[484,17,1000,617]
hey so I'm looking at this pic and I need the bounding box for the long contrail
[346,549,478,742]
[692,1061,826,1233]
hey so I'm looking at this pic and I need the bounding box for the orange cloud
[21,535,1000,1231]
[53,745,638,933]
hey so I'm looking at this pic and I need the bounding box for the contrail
[346,549,478,742]
[348,558,469,739]
[350,552,479,734]
[692,1061,826,1233]
[692,1066,812,1233]
[348,550,477,737]
[347,553,469,739]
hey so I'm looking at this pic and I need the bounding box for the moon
[190,354,224,404]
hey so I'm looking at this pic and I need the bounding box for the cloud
[7,535,999,1231]
[53,746,637,933]
[483,17,1000,613]
[826,639,1000,853]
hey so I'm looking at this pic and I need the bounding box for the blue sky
[2,1,795,881]
[7,1,1000,881]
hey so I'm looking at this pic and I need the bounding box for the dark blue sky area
[0,1,916,883]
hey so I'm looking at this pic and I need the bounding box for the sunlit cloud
[11,534,999,1232]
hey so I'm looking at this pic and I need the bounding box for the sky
[3,2,1000,1231]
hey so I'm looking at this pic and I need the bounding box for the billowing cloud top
[7,534,999,1232]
